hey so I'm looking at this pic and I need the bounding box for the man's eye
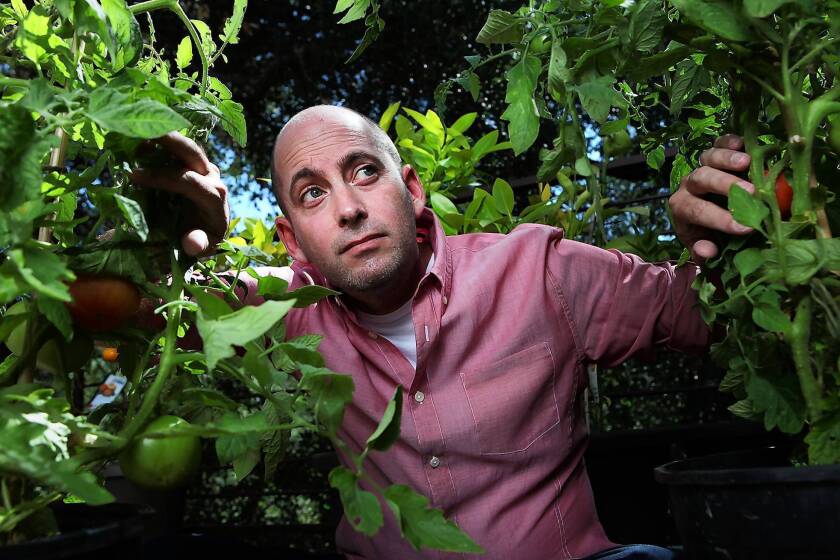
[355,165,377,180]
[302,186,325,202]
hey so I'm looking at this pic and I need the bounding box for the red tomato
[66,275,141,331]
[775,173,794,220]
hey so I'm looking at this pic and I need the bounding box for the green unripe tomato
[119,416,202,489]
[529,32,552,55]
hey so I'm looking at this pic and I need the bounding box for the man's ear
[275,215,310,264]
[402,164,427,219]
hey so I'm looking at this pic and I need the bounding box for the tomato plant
[118,415,201,489]
[0,0,479,552]
[342,0,840,465]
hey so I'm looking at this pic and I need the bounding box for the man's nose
[334,184,368,227]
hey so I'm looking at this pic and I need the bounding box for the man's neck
[344,243,433,315]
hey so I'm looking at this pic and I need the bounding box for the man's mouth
[341,233,386,254]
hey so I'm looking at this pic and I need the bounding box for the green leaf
[449,112,477,135]
[379,101,401,133]
[263,284,338,307]
[197,299,295,371]
[232,448,260,481]
[14,4,50,65]
[761,239,840,285]
[176,36,193,70]
[384,484,484,553]
[670,59,710,115]
[365,385,403,452]
[430,192,460,220]
[476,9,522,45]
[455,71,480,102]
[221,0,247,44]
[728,184,768,229]
[243,346,275,387]
[402,108,444,143]
[218,99,248,146]
[35,298,73,341]
[336,0,370,24]
[805,413,840,465]
[278,342,325,368]
[626,45,691,82]
[9,247,74,302]
[87,88,190,139]
[215,412,263,481]
[181,388,238,410]
[0,106,54,213]
[728,398,760,420]
[501,55,541,155]
[745,362,805,434]
[329,466,383,536]
[751,288,792,335]
[669,153,692,191]
[113,194,149,241]
[733,248,764,279]
[191,19,216,58]
[299,366,354,434]
[101,0,142,71]
[743,0,793,18]
[344,13,383,64]
[627,0,667,52]
[576,76,626,124]
[20,78,58,115]
[646,145,665,170]
[547,41,569,95]
[671,0,755,42]
[492,178,514,216]
[471,130,501,162]
[254,275,289,299]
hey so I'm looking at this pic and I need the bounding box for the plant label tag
[87,374,128,410]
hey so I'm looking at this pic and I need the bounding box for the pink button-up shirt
[246,208,710,559]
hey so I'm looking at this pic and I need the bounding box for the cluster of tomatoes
[6,274,201,489]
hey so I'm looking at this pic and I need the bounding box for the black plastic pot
[1,502,147,560]
[654,447,840,560]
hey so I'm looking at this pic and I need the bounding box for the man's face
[273,108,426,295]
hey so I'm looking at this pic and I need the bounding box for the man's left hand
[669,134,756,264]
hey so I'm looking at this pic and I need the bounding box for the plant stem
[789,297,824,420]
[128,0,173,15]
[170,3,208,95]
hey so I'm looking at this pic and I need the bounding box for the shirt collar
[289,207,452,310]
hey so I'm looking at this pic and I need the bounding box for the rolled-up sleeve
[546,236,712,368]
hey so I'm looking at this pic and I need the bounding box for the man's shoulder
[446,222,566,255]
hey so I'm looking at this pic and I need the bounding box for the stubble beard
[311,190,419,294]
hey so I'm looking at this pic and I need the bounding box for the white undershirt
[355,254,435,369]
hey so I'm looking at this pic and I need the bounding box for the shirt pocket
[460,342,561,455]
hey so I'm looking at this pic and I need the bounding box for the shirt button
[442,296,448,305]
[414,391,425,403]
[429,456,441,468]
[367,331,378,339]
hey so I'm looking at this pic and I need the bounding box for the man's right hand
[130,131,229,257]
[668,134,756,264]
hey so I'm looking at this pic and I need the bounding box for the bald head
[270,105,401,219]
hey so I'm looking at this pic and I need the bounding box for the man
[133,105,756,559]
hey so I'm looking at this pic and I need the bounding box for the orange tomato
[102,347,119,362]
[66,275,141,331]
